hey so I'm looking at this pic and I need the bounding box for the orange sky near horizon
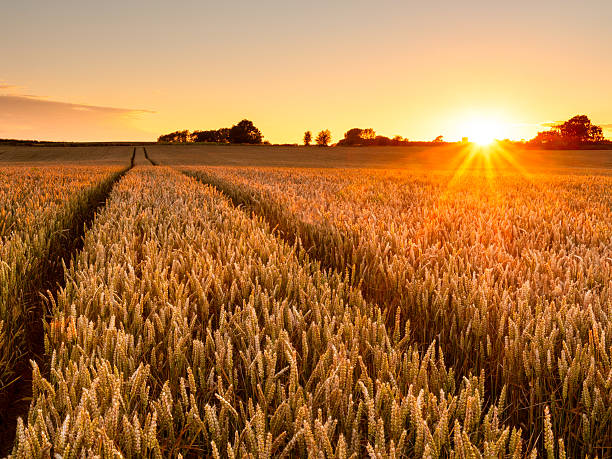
[1,1,611,143]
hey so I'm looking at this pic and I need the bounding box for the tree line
[303,128,452,146]
[308,115,609,148]
[528,115,607,147]
[157,115,609,148]
[302,128,415,147]
[158,119,263,144]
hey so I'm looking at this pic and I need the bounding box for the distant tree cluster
[300,128,452,147]
[315,130,332,146]
[530,115,605,146]
[158,114,609,148]
[157,130,191,143]
[191,128,230,143]
[303,131,312,146]
[301,130,331,146]
[336,128,411,146]
[158,119,263,144]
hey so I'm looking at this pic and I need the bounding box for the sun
[462,116,505,146]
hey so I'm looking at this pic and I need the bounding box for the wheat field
[1,146,611,457]
[0,166,123,410]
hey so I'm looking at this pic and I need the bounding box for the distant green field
[3,143,612,173]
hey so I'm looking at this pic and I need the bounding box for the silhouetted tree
[315,130,331,146]
[190,131,206,142]
[340,128,362,146]
[337,128,377,146]
[530,115,605,146]
[228,119,263,144]
[344,128,363,145]
[337,128,415,146]
[303,131,312,146]
[362,128,376,140]
[159,121,265,144]
[530,130,563,145]
[373,135,394,146]
[433,135,444,143]
[217,128,231,142]
[191,128,230,143]
[556,115,604,144]
[157,130,190,143]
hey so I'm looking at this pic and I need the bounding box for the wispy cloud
[0,83,22,92]
[540,121,563,128]
[0,94,154,115]
[0,93,155,141]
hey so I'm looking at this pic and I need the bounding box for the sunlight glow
[462,116,506,146]
[441,141,535,198]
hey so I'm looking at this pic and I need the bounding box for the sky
[1,0,611,143]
